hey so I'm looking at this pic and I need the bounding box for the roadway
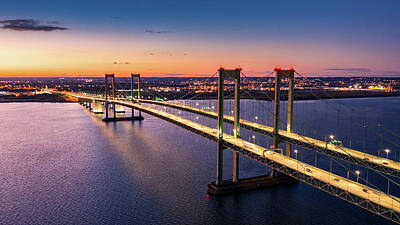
[65,93,400,221]
[133,98,400,178]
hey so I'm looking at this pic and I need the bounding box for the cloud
[148,52,155,56]
[0,19,68,31]
[145,29,173,34]
[323,68,371,72]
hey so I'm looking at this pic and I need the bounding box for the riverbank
[0,94,72,103]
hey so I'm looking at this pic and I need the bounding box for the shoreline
[1,92,399,103]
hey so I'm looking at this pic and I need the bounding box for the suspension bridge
[54,67,400,224]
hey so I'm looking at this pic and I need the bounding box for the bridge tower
[104,74,115,120]
[216,68,241,186]
[273,67,295,157]
[131,74,144,119]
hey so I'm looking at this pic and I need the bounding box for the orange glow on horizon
[0,29,394,77]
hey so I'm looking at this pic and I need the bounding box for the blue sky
[1,0,399,76]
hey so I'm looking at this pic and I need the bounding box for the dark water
[1,98,399,224]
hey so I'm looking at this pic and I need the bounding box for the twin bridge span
[59,68,400,224]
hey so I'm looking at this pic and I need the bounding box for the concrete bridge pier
[115,104,125,113]
[92,100,103,114]
[83,101,91,110]
[88,101,92,111]
[105,102,109,119]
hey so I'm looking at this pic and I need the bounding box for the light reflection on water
[0,100,398,225]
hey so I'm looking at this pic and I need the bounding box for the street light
[294,149,298,160]
[384,149,390,159]
[325,134,334,148]
[355,170,360,183]
[252,135,256,144]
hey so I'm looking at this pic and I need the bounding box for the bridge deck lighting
[384,149,390,158]
[355,170,361,182]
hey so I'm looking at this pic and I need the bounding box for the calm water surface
[1,98,399,225]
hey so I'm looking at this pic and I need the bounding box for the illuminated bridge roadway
[65,92,400,223]
[132,98,400,178]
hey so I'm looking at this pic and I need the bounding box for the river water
[1,98,399,224]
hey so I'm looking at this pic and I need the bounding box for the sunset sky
[1,0,399,77]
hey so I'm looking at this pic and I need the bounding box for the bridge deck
[112,99,400,221]
[135,98,400,178]
[67,93,400,222]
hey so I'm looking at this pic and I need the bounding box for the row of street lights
[294,148,363,183]
[327,134,392,159]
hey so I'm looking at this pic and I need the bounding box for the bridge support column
[92,100,103,114]
[85,101,91,110]
[131,74,134,117]
[105,103,109,119]
[212,68,241,187]
[216,69,225,186]
[217,139,224,186]
[104,74,115,121]
[273,70,281,149]
[186,66,297,196]
[233,69,241,183]
[112,76,116,119]
[286,72,295,157]
[115,104,125,113]
[273,67,295,153]
[131,73,144,120]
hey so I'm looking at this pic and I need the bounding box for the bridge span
[65,92,400,224]
[134,98,400,178]
[72,93,400,179]
[54,68,400,224]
